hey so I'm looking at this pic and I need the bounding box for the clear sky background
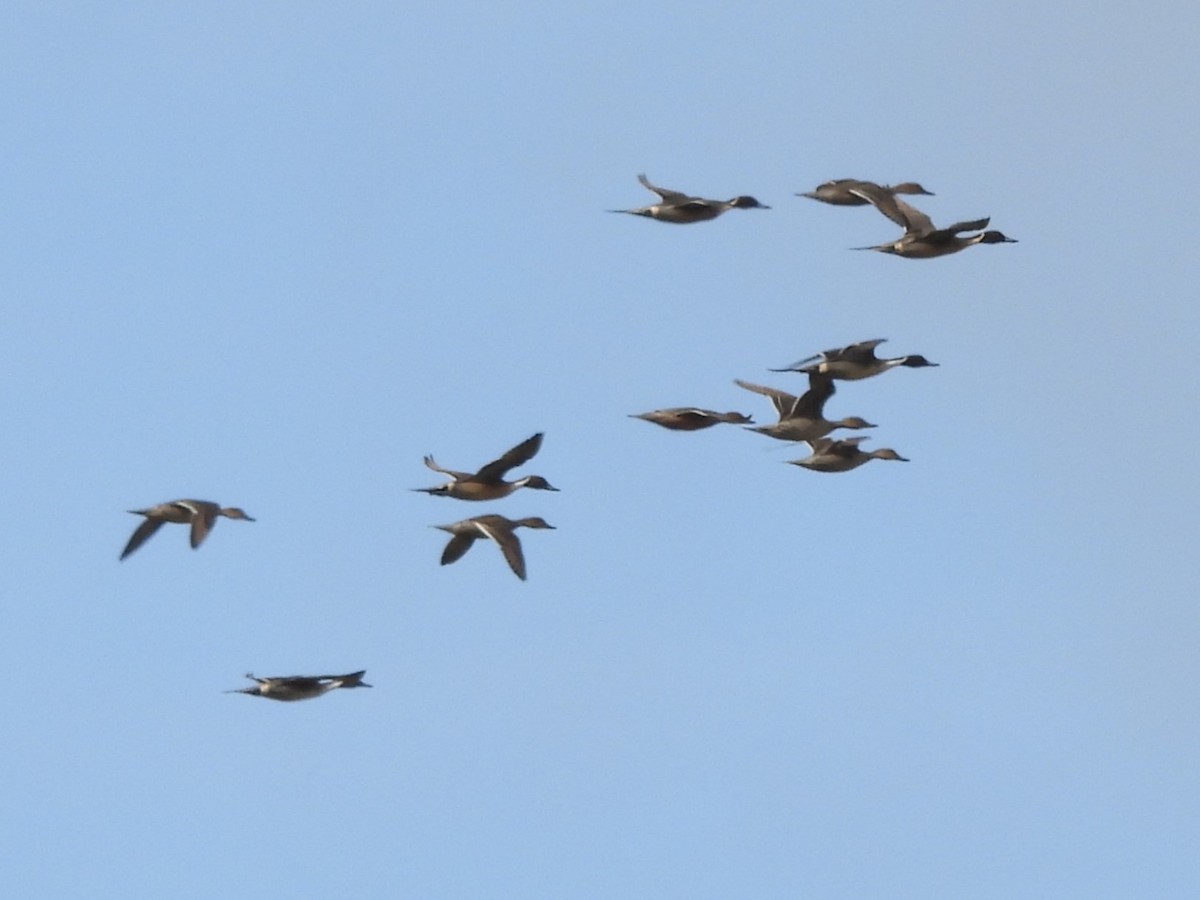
[3,4,1198,898]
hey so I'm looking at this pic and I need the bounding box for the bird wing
[277,676,326,690]
[189,507,218,548]
[943,217,990,235]
[638,173,691,204]
[837,338,887,361]
[889,197,935,234]
[791,373,835,419]
[733,379,800,419]
[850,184,935,234]
[476,433,544,481]
[440,532,478,566]
[423,455,472,480]
[476,520,527,581]
[828,437,869,456]
[120,518,165,560]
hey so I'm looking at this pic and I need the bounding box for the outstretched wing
[120,518,165,560]
[734,379,800,419]
[476,433,544,481]
[638,173,691,204]
[440,533,477,566]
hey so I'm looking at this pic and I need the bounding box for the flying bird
[629,408,754,431]
[120,499,255,560]
[849,183,1015,258]
[797,178,933,206]
[433,514,555,581]
[609,173,769,224]
[415,433,558,500]
[787,437,909,473]
[226,671,371,702]
[770,338,938,380]
[734,374,874,443]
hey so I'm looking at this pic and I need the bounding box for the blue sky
[3,3,1198,898]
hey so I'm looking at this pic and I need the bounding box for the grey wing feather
[790,373,835,419]
[189,510,216,549]
[440,533,477,566]
[733,379,800,419]
[477,521,527,581]
[477,433,543,481]
[837,339,887,361]
[423,456,472,479]
[943,217,990,234]
[850,185,934,234]
[120,518,165,560]
[638,174,691,204]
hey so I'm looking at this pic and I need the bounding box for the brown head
[728,195,769,210]
[514,517,556,530]
[517,475,559,492]
[890,182,934,196]
[835,417,876,430]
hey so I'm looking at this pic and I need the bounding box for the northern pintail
[770,338,938,380]
[798,179,933,206]
[850,184,1016,258]
[734,374,874,442]
[609,174,769,224]
[226,670,371,701]
[630,408,754,431]
[415,433,558,500]
[433,514,555,581]
[120,499,255,560]
[788,437,908,473]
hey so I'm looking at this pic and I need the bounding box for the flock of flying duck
[632,336,935,473]
[612,173,1017,258]
[621,175,984,495]
[119,176,1008,700]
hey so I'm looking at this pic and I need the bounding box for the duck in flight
[849,183,1015,258]
[610,174,769,224]
[798,178,933,206]
[734,374,875,443]
[120,499,255,560]
[433,514,556,581]
[415,433,558,501]
[629,408,754,431]
[770,338,938,381]
[788,437,909,473]
[226,671,371,701]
